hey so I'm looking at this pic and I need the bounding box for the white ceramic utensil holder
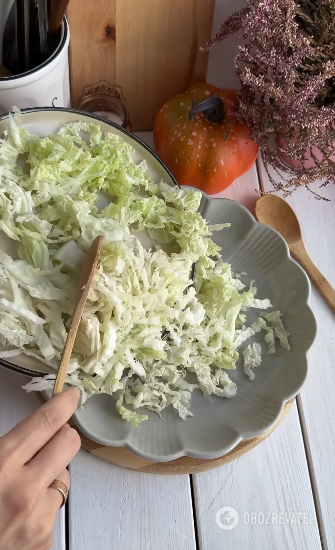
[0,17,70,115]
[0,0,14,66]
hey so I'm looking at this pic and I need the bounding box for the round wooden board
[68,399,294,474]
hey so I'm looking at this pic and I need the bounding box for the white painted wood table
[1,1,335,549]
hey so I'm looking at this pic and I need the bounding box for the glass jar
[76,81,132,132]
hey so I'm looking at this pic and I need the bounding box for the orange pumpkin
[153,83,259,195]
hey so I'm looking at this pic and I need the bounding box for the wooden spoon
[47,0,71,35]
[255,194,335,313]
[53,235,104,396]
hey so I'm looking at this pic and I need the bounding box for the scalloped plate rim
[72,227,316,461]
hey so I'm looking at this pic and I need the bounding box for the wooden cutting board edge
[67,398,294,474]
[67,0,215,130]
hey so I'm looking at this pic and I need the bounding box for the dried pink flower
[205,0,335,199]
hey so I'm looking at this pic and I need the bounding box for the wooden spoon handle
[53,236,104,396]
[52,288,88,395]
[47,0,70,35]
[290,242,335,313]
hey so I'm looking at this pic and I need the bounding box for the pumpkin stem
[189,94,224,123]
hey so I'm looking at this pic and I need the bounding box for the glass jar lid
[76,81,131,131]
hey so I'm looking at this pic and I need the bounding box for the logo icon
[215,506,240,531]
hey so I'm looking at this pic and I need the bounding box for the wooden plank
[68,0,116,105]
[0,369,66,550]
[193,402,322,550]
[258,158,335,548]
[116,0,214,130]
[68,450,196,550]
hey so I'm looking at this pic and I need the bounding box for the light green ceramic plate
[0,109,317,462]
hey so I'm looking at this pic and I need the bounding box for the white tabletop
[1,1,335,548]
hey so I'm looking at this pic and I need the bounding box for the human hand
[0,387,81,550]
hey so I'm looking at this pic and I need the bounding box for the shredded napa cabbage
[0,109,290,426]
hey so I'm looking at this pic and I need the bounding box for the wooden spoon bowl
[255,195,302,245]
